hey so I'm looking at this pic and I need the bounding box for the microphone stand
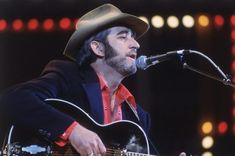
[180,50,235,88]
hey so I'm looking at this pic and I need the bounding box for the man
[1,3,187,156]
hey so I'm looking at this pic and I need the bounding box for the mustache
[126,51,137,59]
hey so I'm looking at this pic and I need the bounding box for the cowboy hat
[63,3,149,61]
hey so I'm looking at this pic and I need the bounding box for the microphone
[136,49,189,70]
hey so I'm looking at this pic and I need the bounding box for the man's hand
[69,124,106,156]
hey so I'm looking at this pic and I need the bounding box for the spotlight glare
[218,121,228,134]
[0,19,7,31]
[198,15,210,27]
[214,15,224,27]
[43,18,54,31]
[232,107,235,117]
[232,45,235,56]
[202,136,214,149]
[231,15,235,26]
[27,18,39,30]
[12,19,24,31]
[182,15,194,28]
[59,17,71,30]
[139,16,149,24]
[232,77,235,83]
[167,16,179,28]
[202,151,213,156]
[202,121,213,134]
[231,30,235,41]
[231,60,235,72]
[151,15,164,28]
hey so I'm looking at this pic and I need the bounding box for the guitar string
[49,152,147,156]
[50,148,146,156]
[50,154,123,156]
[49,151,124,156]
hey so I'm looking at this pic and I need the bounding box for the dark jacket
[0,60,151,143]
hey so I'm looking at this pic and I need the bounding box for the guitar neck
[104,148,156,156]
[126,151,156,156]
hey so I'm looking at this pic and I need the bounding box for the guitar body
[3,99,151,156]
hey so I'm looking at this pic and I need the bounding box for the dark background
[1,0,235,155]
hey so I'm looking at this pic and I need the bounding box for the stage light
[59,17,71,30]
[232,107,235,117]
[0,19,7,31]
[202,121,213,134]
[27,18,39,31]
[230,15,235,26]
[43,18,54,31]
[231,60,235,73]
[198,15,210,27]
[182,15,194,28]
[218,121,228,134]
[232,45,235,56]
[202,151,213,156]
[232,77,235,83]
[151,15,164,28]
[139,16,149,24]
[231,30,235,41]
[214,15,224,27]
[202,136,214,149]
[167,16,179,28]
[12,19,24,31]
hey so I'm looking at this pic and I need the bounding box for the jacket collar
[79,65,104,124]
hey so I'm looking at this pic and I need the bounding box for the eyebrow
[116,30,129,35]
[116,29,136,38]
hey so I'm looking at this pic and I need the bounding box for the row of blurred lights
[201,121,229,156]
[226,16,235,156]
[1,15,235,32]
[200,70,235,156]
[0,18,77,32]
[231,14,235,156]
[140,14,225,28]
[198,14,235,156]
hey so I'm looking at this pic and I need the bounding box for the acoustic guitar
[2,98,156,156]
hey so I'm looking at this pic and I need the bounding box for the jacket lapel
[79,66,104,124]
[82,83,104,124]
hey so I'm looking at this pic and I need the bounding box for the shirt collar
[97,74,136,108]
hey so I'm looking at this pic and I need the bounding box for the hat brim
[63,13,149,61]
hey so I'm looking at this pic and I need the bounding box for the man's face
[104,26,140,77]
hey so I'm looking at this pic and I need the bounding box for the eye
[118,35,127,39]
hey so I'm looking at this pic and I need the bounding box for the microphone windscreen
[136,55,147,70]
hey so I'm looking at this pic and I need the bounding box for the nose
[129,38,140,51]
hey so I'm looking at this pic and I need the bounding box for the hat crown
[76,4,121,29]
[64,3,149,61]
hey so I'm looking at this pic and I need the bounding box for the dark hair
[76,29,110,67]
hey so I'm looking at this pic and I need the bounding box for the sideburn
[104,40,119,60]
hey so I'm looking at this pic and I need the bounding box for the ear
[90,41,105,57]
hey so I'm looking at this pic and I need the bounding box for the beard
[104,42,137,77]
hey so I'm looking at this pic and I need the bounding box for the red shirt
[56,74,137,146]
[97,74,136,124]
